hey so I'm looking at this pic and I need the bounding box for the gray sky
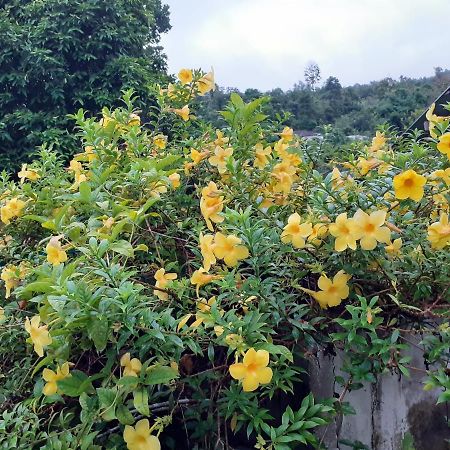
[160,0,450,91]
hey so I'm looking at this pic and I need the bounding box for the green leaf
[258,343,293,362]
[47,295,67,312]
[87,316,109,351]
[110,240,134,257]
[133,388,149,416]
[116,404,135,425]
[145,365,179,385]
[117,376,140,386]
[58,370,92,397]
[21,280,53,294]
[79,181,92,203]
[97,387,117,421]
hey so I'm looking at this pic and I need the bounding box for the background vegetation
[200,65,450,136]
[0,0,170,168]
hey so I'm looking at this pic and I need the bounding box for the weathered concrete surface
[309,338,450,450]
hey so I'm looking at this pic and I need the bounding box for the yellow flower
[149,181,167,198]
[120,353,142,377]
[71,172,88,190]
[200,182,224,231]
[199,232,216,271]
[190,148,209,166]
[274,139,289,158]
[393,169,426,201]
[25,315,52,357]
[1,197,26,224]
[331,167,344,190]
[168,172,181,188]
[279,126,294,143]
[101,217,115,233]
[280,213,313,249]
[271,161,297,194]
[154,268,177,301]
[174,105,190,121]
[352,209,391,251]
[208,146,233,174]
[229,348,273,392]
[46,236,68,266]
[128,113,141,127]
[178,68,193,85]
[428,213,450,250]
[357,157,380,176]
[153,134,167,150]
[385,238,403,258]
[42,362,71,396]
[213,232,249,267]
[432,168,450,186]
[301,270,351,308]
[329,213,359,252]
[197,71,215,95]
[308,223,328,245]
[190,267,221,295]
[426,103,449,138]
[214,325,224,336]
[165,83,177,99]
[100,114,115,128]
[1,265,22,298]
[191,296,220,328]
[254,143,272,169]
[214,130,229,147]
[436,133,450,160]
[280,151,302,167]
[369,131,386,153]
[68,159,83,174]
[75,146,97,163]
[123,419,160,450]
[67,158,89,189]
[17,164,40,183]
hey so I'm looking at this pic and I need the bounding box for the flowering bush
[0,69,449,450]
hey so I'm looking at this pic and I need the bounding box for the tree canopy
[199,67,450,136]
[0,0,170,167]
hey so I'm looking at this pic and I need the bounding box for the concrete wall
[309,338,449,450]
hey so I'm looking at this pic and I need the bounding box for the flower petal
[254,350,270,368]
[229,363,246,380]
[135,419,150,435]
[256,367,273,385]
[242,374,259,392]
[243,348,257,366]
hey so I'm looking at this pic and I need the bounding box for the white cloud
[161,0,450,90]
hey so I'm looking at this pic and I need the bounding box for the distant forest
[199,65,450,135]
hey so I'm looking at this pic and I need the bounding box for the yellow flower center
[403,178,414,187]
[135,435,147,445]
[364,223,375,233]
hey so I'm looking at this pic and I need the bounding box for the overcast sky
[160,0,449,91]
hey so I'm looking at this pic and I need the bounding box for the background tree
[304,61,321,91]
[198,69,450,135]
[0,0,170,167]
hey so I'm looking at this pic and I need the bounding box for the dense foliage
[200,66,450,136]
[0,0,170,168]
[0,69,449,449]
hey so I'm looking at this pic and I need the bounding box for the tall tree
[0,0,170,167]
[304,62,321,91]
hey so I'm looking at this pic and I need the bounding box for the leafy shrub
[0,69,448,449]
[0,0,170,168]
